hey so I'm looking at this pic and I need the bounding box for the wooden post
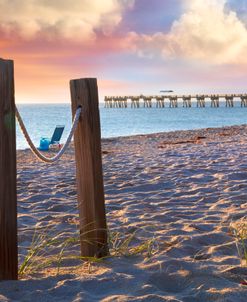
[70,78,108,258]
[0,59,17,280]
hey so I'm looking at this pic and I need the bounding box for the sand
[1,125,247,301]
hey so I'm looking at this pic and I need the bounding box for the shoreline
[100,123,247,141]
[1,124,247,301]
[17,123,247,152]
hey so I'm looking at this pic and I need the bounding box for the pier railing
[104,94,247,108]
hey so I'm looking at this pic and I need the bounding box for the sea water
[16,102,247,150]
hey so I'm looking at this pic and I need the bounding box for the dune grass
[230,217,247,266]
[18,226,158,277]
[19,216,247,277]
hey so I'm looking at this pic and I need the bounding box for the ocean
[16,102,247,150]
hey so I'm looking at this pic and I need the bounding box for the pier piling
[241,95,247,107]
[143,96,152,108]
[196,95,206,107]
[169,96,178,108]
[225,95,234,107]
[156,96,165,108]
[182,96,192,108]
[211,95,220,107]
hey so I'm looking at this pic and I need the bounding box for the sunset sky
[1,0,247,103]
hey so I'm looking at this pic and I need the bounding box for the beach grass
[19,218,247,277]
[231,217,247,265]
[18,225,158,277]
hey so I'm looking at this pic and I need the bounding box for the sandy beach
[0,125,247,301]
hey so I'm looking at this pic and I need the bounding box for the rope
[15,106,82,163]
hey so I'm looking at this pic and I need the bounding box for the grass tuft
[19,225,158,277]
[109,230,157,258]
[230,217,247,265]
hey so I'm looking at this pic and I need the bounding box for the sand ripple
[0,125,247,301]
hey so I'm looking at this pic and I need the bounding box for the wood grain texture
[70,78,108,258]
[0,59,17,280]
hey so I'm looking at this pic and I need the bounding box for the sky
[0,0,247,103]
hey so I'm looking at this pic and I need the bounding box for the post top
[0,58,13,63]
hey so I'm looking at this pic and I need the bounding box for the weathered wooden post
[0,59,18,280]
[70,78,108,258]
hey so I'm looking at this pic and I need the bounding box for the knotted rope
[15,106,82,163]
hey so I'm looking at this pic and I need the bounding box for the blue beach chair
[39,125,65,151]
[50,125,65,145]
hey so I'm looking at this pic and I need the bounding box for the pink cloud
[125,0,247,65]
[1,0,246,103]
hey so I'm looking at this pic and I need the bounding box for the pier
[104,94,247,108]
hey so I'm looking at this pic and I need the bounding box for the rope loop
[15,106,82,163]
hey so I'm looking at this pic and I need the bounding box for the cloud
[225,0,247,23]
[126,0,247,64]
[0,0,134,41]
